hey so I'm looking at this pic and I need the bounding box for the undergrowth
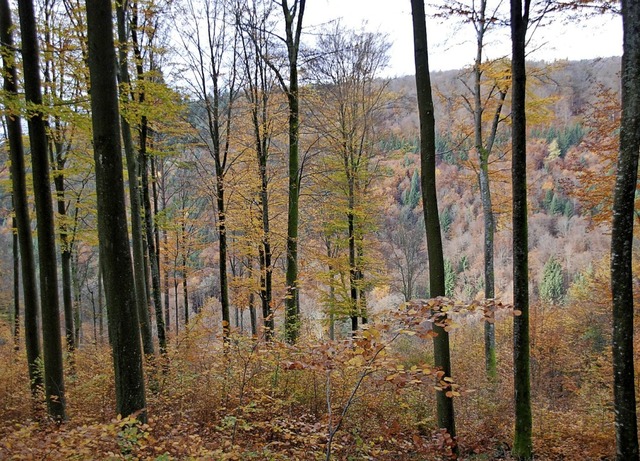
[0,296,619,460]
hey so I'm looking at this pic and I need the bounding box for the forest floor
[0,296,620,460]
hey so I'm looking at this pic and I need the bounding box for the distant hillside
[368,56,618,304]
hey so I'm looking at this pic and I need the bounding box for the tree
[384,210,426,302]
[510,0,532,458]
[470,1,507,380]
[308,23,390,333]
[436,0,510,378]
[0,0,42,393]
[539,256,564,304]
[17,0,66,420]
[86,0,147,421]
[279,0,305,343]
[410,0,456,443]
[175,0,241,340]
[611,0,640,458]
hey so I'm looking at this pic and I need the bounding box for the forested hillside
[0,0,635,459]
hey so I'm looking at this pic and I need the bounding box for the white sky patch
[304,0,622,77]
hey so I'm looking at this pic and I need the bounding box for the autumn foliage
[0,273,622,461]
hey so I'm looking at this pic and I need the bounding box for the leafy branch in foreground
[282,297,512,460]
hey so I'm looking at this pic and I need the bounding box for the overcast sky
[303,0,622,77]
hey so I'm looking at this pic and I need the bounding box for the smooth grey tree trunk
[12,213,20,349]
[17,0,66,421]
[86,0,147,421]
[611,1,640,459]
[281,0,306,343]
[411,0,456,442]
[510,0,532,458]
[0,0,42,393]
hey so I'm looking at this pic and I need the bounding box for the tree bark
[411,0,456,442]
[181,218,189,326]
[281,0,306,344]
[141,146,167,354]
[17,0,66,420]
[0,0,41,391]
[611,1,640,459]
[12,213,19,350]
[86,0,147,421]
[52,148,75,352]
[510,0,532,458]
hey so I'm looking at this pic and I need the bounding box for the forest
[0,0,638,460]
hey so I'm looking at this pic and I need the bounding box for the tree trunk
[142,149,167,354]
[347,170,358,333]
[357,240,367,324]
[174,278,179,336]
[17,0,66,421]
[159,161,170,334]
[217,179,231,337]
[183,273,189,326]
[611,1,640,459]
[282,0,305,344]
[115,1,154,357]
[12,212,19,350]
[90,281,97,345]
[42,0,74,355]
[0,2,39,370]
[98,260,104,342]
[86,0,147,421]
[72,250,81,346]
[256,114,273,339]
[410,0,456,442]
[131,4,167,354]
[510,0,532,458]
[53,163,75,352]
[473,0,499,379]
[164,226,171,334]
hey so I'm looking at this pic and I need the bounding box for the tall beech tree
[309,25,390,333]
[86,0,147,421]
[468,0,507,379]
[410,0,456,442]
[510,0,532,458]
[611,0,640,458]
[236,0,305,341]
[0,0,42,393]
[279,0,305,343]
[434,1,509,378]
[17,0,66,420]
